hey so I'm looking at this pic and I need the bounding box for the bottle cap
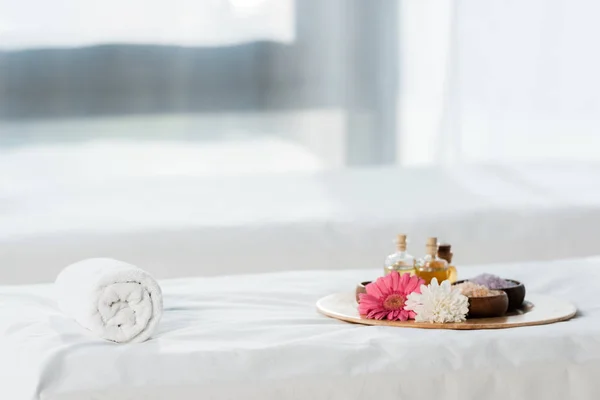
[437,243,453,263]
[438,244,452,253]
[396,234,407,250]
[426,237,438,247]
[425,237,438,255]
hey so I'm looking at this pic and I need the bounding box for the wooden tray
[317,292,576,330]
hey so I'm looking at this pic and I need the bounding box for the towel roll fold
[55,258,163,343]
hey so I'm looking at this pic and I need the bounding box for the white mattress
[0,258,598,400]
[2,160,600,283]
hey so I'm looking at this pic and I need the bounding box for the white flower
[404,278,469,323]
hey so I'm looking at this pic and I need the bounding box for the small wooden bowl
[355,281,372,303]
[467,291,509,318]
[454,279,526,312]
[498,280,526,311]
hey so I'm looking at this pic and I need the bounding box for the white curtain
[0,0,294,49]
[399,0,600,166]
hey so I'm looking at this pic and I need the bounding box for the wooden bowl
[454,279,526,312]
[467,291,509,318]
[498,280,526,311]
[355,281,371,303]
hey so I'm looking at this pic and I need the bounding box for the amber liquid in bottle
[416,237,455,284]
[415,259,450,284]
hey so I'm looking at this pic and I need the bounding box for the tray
[316,292,576,330]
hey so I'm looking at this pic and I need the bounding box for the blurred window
[0,0,399,184]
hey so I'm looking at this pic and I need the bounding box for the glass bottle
[437,243,458,283]
[437,243,453,264]
[384,234,416,276]
[416,237,457,284]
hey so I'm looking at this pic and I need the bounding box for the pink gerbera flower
[358,272,424,321]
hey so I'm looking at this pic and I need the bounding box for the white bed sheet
[0,257,599,400]
[2,161,600,283]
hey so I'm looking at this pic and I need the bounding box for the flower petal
[358,293,380,305]
[360,300,381,310]
[396,309,406,321]
[373,311,388,320]
[358,294,382,314]
[440,280,451,291]
[376,277,393,296]
[404,275,424,294]
[400,272,410,287]
[365,281,384,298]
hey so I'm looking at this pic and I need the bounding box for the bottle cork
[425,237,438,256]
[396,234,407,251]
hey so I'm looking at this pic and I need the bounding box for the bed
[0,257,598,400]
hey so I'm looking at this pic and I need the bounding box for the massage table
[0,257,598,399]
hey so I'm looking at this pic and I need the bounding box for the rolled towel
[55,258,163,343]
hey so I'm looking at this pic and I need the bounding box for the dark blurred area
[0,1,396,120]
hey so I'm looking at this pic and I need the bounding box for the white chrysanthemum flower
[405,278,469,323]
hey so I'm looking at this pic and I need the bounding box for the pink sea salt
[454,281,492,297]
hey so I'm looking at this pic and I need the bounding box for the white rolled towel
[55,258,163,343]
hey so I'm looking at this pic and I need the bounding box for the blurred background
[1,0,599,283]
